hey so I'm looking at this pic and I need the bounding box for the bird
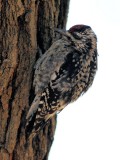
[25,24,98,139]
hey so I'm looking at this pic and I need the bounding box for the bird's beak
[54,28,69,37]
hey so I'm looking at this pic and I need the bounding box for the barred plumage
[25,24,98,138]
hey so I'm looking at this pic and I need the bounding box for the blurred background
[49,0,120,159]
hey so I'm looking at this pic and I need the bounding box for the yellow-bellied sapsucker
[25,25,98,138]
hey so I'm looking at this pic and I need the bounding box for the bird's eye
[73,32,81,40]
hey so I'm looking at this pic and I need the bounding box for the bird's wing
[25,50,82,137]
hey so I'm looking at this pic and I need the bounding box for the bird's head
[55,24,97,51]
[55,24,93,40]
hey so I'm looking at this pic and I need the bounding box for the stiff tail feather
[25,92,49,139]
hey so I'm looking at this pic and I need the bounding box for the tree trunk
[0,0,70,159]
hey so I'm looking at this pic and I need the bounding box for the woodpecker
[25,24,98,138]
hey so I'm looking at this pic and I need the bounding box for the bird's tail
[25,92,48,139]
[25,113,48,140]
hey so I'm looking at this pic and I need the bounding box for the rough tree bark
[0,0,70,159]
